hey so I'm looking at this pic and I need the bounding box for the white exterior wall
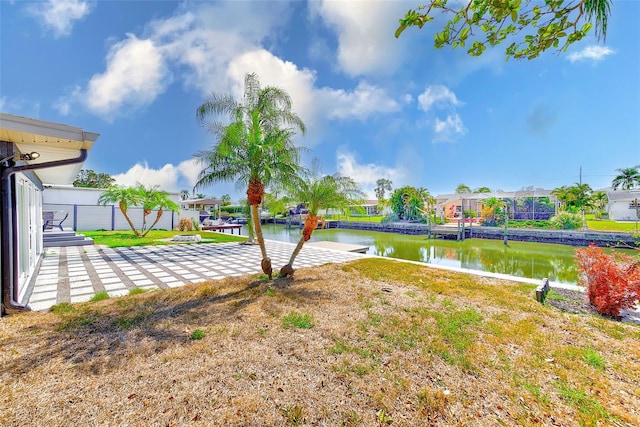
[42,185,184,231]
[42,185,105,205]
[609,201,639,221]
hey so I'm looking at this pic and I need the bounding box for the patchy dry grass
[1,258,639,426]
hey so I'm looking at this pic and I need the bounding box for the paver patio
[26,240,368,311]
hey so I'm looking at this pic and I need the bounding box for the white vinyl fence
[42,203,202,231]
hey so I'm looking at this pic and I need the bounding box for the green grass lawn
[80,229,246,248]
[585,214,640,233]
[325,214,384,223]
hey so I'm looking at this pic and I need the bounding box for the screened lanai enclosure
[436,190,558,223]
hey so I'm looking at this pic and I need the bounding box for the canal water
[241,224,635,285]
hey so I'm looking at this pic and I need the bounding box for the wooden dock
[201,224,243,234]
[307,241,369,253]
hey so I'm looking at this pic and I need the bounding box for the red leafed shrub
[575,243,640,319]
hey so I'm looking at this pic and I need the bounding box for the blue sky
[1,0,639,202]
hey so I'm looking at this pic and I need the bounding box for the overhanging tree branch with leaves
[396,0,611,60]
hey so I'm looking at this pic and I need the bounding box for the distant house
[1,113,99,316]
[606,190,640,221]
[350,199,380,216]
[435,189,558,222]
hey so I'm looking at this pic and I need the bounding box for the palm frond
[584,0,611,41]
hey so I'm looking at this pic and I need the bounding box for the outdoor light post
[633,198,639,233]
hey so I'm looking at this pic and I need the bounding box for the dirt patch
[545,287,598,315]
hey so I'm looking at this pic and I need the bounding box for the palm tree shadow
[6,279,269,376]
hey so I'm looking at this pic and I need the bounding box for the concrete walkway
[26,240,367,311]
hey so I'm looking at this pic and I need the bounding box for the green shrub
[463,209,477,218]
[220,205,243,214]
[191,329,206,340]
[550,212,582,229]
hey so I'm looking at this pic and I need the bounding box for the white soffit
[0,113,99,184]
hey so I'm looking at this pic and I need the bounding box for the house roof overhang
[0,113,99,184]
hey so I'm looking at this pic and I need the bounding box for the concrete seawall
[271,218,639,248]
[334,221,639,248]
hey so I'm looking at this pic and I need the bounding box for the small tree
[137,185,180,237]
[98,186,142,236]
[280,166,364,278]
[591,191,608,219]
[98,185,179,237]
[389,186,431,221]
[73,169,115,188]
[575,244,640,319]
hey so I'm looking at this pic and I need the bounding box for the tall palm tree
[567,183,593,230]
[374,178,393,201]
[611,166,640,190]
[551,185,570,211]
[280,169,364,278]
[98,186,143,236]
[194,73,306,278]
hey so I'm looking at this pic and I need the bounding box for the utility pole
[579,165,582,185]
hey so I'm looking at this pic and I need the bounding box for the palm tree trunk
[142,210,163,237]
[280,215,318,278]
[251,204,272,278]
[120,203,140,236]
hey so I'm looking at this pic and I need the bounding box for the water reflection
[243,224,631,285]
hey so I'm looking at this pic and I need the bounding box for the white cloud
[112,162,181,192]
[418,85,462,112]
[58,34,169,120]
[323,82,400,120]
[336,151,404,198]
[568,45,615,63]
[433,114,466,142]
[61,2,401,128]
[110,158,241,199]
[177,159,202,188]
[312,0,408,76]
[85,35,169,118]
[27,0,92,38]
[417,85,466,142]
